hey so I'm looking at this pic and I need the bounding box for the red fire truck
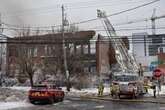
[28,84,64,104]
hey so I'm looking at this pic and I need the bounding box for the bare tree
[17,44,37,87]
[16,28,37,87]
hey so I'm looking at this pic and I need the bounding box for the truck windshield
[114,75,138,82]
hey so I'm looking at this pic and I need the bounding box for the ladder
[97,9,138,73]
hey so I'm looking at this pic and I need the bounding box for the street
[8,97,164,110]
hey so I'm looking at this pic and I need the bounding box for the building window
[152,37,162,44]
[34,48,38,57]
[158,47,163,53]
[69,43,74,53]
[84,67,89,72]
[48,46,52,56]
[90,66,96,73]
[83,45,88,54]
[76,45,81,54]
[28,47,37,57]
[45,45,48,56]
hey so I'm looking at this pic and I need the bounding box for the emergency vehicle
[28,84,64,104]
[111,73,146,98]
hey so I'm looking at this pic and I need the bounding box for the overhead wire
[3,0,144,17]
[1,26,165,32]
[1,0,160,30]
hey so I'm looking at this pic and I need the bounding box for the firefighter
[143,78,149,93]
[152,77,157,98]
[110,82,119,98]
[158,78,161,91]
[98,82,104,96]
[138,63,143,77]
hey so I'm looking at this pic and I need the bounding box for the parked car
[111,73,145,98]
[28,84,64,104]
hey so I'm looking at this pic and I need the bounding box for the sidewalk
[80,94,165,104]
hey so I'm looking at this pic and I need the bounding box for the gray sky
[0,0,165,36]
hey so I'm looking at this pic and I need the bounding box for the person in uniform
[98,82,104,96]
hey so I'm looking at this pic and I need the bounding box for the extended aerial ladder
[97,10,139,73]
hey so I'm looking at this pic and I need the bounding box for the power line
[2,0,144,17]
[70,0,160,26]
[1,0,160,30]
[1,26,165,32]
[67,0,147,10]
[94,27,165,31]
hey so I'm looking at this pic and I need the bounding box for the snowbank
[0,88,27,102]
[146,85,165,97]
[5,85,165,98]
[0,102,33,110]
[65,85,165,97]
[7,86,30,92]
[63,87,110,97]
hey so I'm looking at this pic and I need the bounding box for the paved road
[9,98,164,110]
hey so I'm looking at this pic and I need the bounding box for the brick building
[6,30,129,81]
[96,34,129,76]
[6,30,96,77]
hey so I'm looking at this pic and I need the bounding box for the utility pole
[0,14,2,71]
[0,13,3,86]
[0,13,3,33]
[151,8,165,35]
[151,8,156,35]
[61,5,70,91]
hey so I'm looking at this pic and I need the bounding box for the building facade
[96,34,129,76]
[6,30,96,77]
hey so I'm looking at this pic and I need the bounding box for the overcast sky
[0,0,165,36]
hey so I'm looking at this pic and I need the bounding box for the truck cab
[111,72,145,98]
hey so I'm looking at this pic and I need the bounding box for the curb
[79,96,165,104]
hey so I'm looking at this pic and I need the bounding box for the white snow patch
[94,105,105,109]
[145,85,165,97]
[0,102,33,110]
[62,100,71,105]
[6,86,31,92]
[64,87,110,97]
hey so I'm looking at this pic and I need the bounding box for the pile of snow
[145,85,165,97]
[8,86,30,92]
[64,87,110,97]
[0,102,33,110]
[0,88,27,102]
[65,85,165,97]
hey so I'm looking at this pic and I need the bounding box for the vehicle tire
[29,100,35,104]
[118,94,121,99]
[132,92,136,99]
[59,98,64,102]
[49,97,54,104]
[111,92,114,97]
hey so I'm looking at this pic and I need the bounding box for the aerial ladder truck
[97,10,148,97]
[97,9,139,74]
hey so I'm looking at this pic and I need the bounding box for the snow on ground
[0,102,33,110]
[0,88,28,102]
[146,86,165,97]
[64,87,110,97]
[66,85,165,97]
[4,85,165,98]
[7,86,31,92]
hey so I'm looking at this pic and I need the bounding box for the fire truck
[97,10,146,98]
[28,84,64,104]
